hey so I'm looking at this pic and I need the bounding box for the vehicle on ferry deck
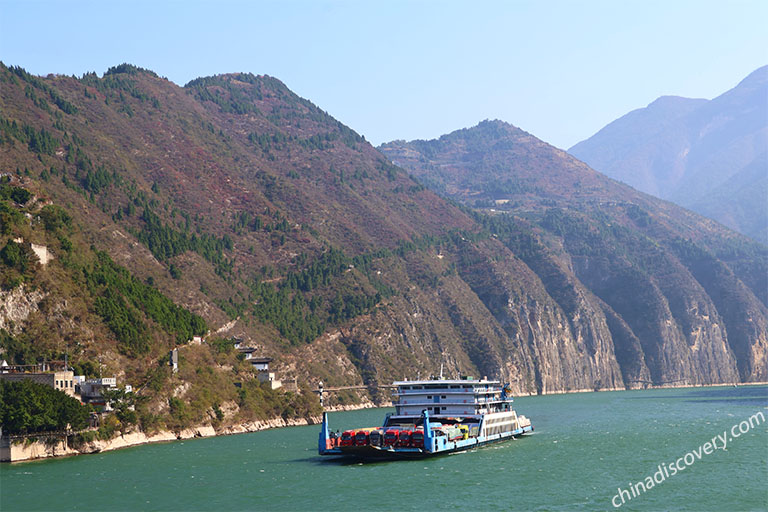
[398,429,413,447]
[339,430,356,447]
[318,377,533,459]
[383,428,399,446]
[369,429,384,447]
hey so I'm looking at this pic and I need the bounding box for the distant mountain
[381,120,768,386]
[569,65,768,243]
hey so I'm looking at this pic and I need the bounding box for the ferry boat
[318,377,533,459]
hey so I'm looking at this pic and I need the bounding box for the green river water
[1,385,766,511]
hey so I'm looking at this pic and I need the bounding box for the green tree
[0,380,89,434]
[39,204,72,231]
[0,240,29,272]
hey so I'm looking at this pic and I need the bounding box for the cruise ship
[318,377,533,459]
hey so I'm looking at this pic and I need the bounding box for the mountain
[380,120,768,386]
[568,65,768,243]
[0,64,765,438]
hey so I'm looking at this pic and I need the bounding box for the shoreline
[4,380,766,463]
[0,401,388,463]
[514,380,768,397]
[1,416,325,464]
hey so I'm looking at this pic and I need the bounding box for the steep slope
[0,177,320,432]
[0,62,764,428]
[568,65,768,243]
[380,120,768,384]
[0,63,626,399]
[687,152,768,243]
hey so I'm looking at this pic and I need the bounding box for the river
[1,385,766,511]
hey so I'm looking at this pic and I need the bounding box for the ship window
[441,407,446,410]
[441,395,446,399]
[427,395,432,399]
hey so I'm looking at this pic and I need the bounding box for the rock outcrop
[379,120,767,389]
[0,64,764,419]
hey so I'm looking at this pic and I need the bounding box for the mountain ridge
[0,61,765,440]
[568,65,768,243]
[380,119,768,384]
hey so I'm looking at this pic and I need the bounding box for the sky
[1,0,767,149]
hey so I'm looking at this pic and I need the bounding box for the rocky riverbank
[1,415,324,463]
[6,381,763,463]
[1,396,399,463]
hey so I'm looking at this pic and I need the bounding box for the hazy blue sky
[2,0,766,149]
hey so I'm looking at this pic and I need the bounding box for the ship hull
[318,378,534,461]
[321,425,534,460]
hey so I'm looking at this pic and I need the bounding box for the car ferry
[318,377,533,459]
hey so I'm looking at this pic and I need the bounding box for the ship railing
[395,391,502,399]
[473,397,507,404]
[397,397,509,406]
[394,389,476,395]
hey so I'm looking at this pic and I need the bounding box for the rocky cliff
[380,120,767,386]
[0,63,764,423]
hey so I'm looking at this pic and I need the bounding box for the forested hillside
[0,62,764,430]
[380,120,768,385]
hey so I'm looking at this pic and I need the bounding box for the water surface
[2,385,766,511]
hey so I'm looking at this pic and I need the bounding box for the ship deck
[321,424,533,460]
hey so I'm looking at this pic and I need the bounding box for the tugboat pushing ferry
[318,377,533,459]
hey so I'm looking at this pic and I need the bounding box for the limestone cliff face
[0,285,45,334]
[379,120,767,389]
[2,65,765,409]
[571,254,741,386]
[667,244,768,382]
[284,239,630,397]
[453,240,625,393]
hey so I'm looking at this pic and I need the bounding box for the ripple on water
[1,386,766,511]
